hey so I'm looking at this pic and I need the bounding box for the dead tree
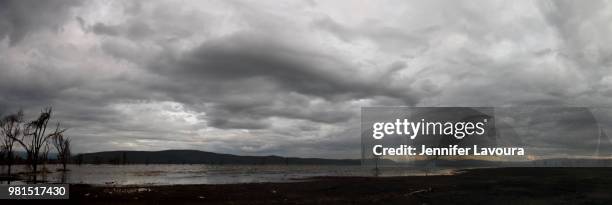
[41,142,51,181]
[0,110,24,177]
[52,132,71,171]
[11,108,65,183]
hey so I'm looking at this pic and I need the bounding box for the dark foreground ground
[21,167,612,204]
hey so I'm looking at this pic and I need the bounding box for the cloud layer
[1,0,612,158]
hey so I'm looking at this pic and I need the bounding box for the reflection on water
[0,164,454,186]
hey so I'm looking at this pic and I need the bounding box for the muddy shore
[17,167,612,204]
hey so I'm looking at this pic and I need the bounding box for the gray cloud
[0,0,81,45]
[163,33,415,100]
[146,32,419,129]
[1,0,612,158]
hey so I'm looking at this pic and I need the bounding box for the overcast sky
[1,0,612,158]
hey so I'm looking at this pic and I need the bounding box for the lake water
[0,164,455,186]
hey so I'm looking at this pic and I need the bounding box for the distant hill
[75,150,361,165]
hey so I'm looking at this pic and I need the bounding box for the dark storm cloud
[0,0,81,45]
[2,0,612,158]
[147,32,419,129]
[157,32,417,102]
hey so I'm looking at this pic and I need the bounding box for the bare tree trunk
[52,133,70,172]
[7,152,11,177]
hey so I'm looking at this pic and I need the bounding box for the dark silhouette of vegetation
[52,131,71,171]
[41,142,51,182]
[5,107,67,183]
[0,110,24,179]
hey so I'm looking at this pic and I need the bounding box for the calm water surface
[0,164,454,186]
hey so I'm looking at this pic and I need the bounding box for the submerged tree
[52,131,71,171]
[0,110,24,178]
[41,142,51,182]
[11,108,66,183]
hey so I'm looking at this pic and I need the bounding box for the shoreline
[29,167,612,204]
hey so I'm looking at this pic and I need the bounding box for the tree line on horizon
[0,107,71,183]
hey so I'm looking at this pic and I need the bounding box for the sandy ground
[11,167,612,204]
